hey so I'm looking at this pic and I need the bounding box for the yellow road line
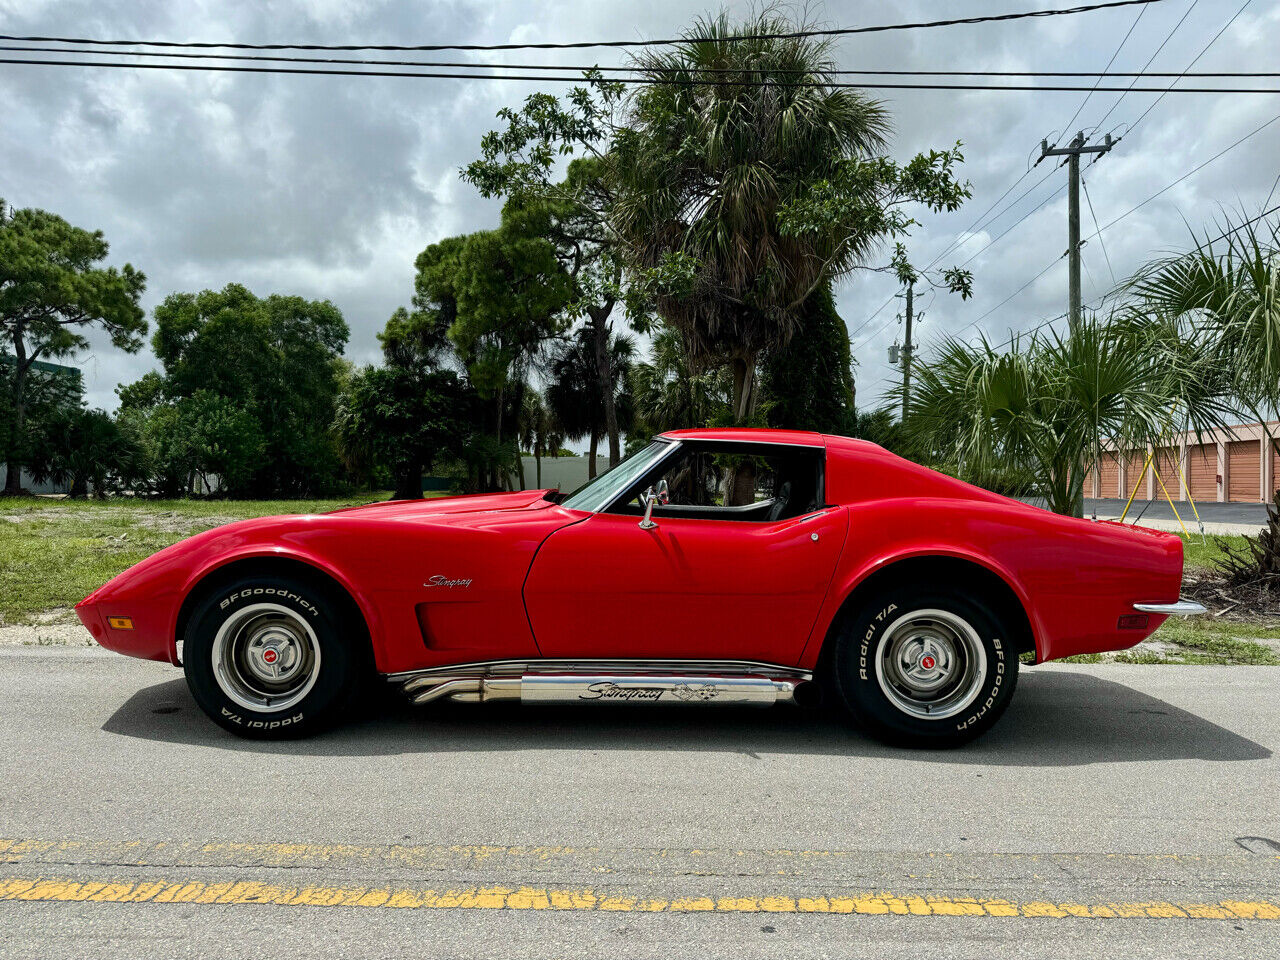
[1,877,1277,919]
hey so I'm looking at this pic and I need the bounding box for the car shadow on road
[102,668,1271,765]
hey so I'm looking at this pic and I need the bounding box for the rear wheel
[831,585,1018,747]
[183,574,364,738]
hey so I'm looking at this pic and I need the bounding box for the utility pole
[900,283,915,421]
[1039,131,1114,335]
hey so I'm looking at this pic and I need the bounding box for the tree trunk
[69,474,87,499]
[729,354,758,424]
[588,430,599,480]
[392,462,424,501]
[588,303,621,467]
[535,451,542,489]
[3,333,28,496]
[725,354,758,505]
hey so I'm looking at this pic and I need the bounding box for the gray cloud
[1,0,1277,411]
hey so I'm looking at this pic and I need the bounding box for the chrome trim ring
[211,602,322,713]
[875,609,987,721]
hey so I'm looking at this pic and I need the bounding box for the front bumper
[1133,600,1207,616]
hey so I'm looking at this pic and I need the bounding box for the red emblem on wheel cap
[263,649,278,664]
[920,655,936,670]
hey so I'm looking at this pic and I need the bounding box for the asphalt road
[1085,498,1269,525]
[1,648,1278,959]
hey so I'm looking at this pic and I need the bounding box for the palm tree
[630,323,732,436]
[1126,213,1280,452]
[518,389,561,489]
[612,12,891,424]
[546,326,635,478]
[901,315,1235,517]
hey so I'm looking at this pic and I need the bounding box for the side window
[607,443,823,522]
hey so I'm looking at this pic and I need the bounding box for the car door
[523,442,848,665]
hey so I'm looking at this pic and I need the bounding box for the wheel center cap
[919,654,937,671]
[262,648,278,664]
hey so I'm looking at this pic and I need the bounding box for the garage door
[1187,444,1218,502]
[1154,448,1182,500]
[1124,450,1147,499]
[1229,439,1261,502]
[1098,453,1120,499]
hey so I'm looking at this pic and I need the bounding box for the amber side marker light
[107,617,134,630]
[1117,614,1149,630]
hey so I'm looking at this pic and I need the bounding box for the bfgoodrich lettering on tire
[831,586,1019,747]
[183,574,364,739]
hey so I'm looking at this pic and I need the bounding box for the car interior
[606,442,825,523]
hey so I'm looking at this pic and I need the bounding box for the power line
[1087,111,1280,239]
[960,111,1280,342]
[848,294,896,339]
[962,253,1068,337]
[1124,0,1252,134]
[894,1,1152,312]
[955,3,1265,349]
[9,43,1276,78]
[10,56,1279,91]
[1264,172,1280,212]
[1059,1,1150,135]
[1089,0,1200,134]
[0,2,1167,53]
[1082,176,1116,284]
[1205,201,1280,245]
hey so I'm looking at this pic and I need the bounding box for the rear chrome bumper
[1133,600,1207,616]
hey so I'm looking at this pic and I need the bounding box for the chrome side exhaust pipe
[405,673,802,707]
[405,677,519,705]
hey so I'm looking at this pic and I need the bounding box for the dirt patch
[0,622,93,647]
[1183,571,1280,622]
[129,511,235,535]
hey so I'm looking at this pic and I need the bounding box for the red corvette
[76,428,1203,746]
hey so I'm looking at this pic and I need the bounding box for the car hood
[322,489,555,521]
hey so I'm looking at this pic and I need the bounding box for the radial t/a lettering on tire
[183,574,363,739]
[831,586,1019,747]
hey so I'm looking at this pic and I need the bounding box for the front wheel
[831,586,1018,747]
[183,573,364,738]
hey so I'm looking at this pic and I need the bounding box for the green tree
[614,13,971,426]
[1,359,84,488]
[0,200,146,494]
[140,283,349,495]
[629,323,732,442]
[334,307,476,501]
[546,325,635,478]
[468,142,634,468]
[177,391,266,494]
[412,215,572,489]
[761,284,856,434]
[115,392,264,497]
[116,402,188,497]
[28,408,142,498]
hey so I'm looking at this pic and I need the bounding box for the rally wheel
[831,585,1018,747]
[183,573,364,738]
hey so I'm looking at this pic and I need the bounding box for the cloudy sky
[2,0,1278,415]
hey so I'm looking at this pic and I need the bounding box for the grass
[0,494,390,625]
[1060,617,1280,666]
[1181,534,1251,572]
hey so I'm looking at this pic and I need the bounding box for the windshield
[560,439,675,513]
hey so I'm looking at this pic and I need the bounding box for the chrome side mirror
[639,479,669,530]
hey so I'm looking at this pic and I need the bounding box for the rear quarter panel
[804,441,1184,666]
